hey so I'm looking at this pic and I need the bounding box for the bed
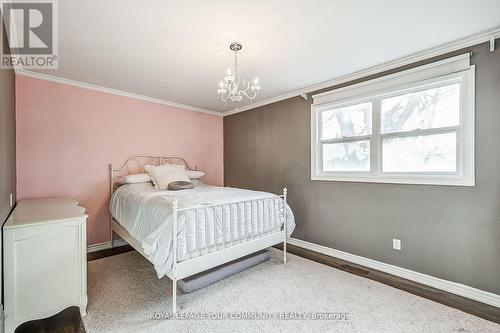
[109,155,295,313]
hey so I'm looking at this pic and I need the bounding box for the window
[311,54,475,186]
[320,102,372,172]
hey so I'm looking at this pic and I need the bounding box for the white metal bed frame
[109,155,287,313]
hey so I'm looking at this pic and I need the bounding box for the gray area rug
[83,249,500,333]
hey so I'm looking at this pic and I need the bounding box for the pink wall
[16,75,223,245]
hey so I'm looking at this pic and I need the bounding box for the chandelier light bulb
[224,67,235,83]
[217,81,227,95]
[251,77,261,92]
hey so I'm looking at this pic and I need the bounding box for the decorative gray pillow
[168,181,195,191]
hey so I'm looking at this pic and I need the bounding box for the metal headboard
[109,155,198,194]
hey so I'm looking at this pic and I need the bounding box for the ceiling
[30,0,500,113]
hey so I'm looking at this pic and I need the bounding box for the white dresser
[3,198,88,333]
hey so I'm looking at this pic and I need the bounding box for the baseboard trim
[87,239,128,253]
[287,238,500,308]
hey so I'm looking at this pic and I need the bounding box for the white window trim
[311,54,475,186]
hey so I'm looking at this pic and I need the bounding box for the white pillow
[144,164,190,190]
[119,173,151,184]
[186,170,205,179]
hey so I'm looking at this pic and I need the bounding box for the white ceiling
[31,0,500,113]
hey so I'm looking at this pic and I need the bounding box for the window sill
[311,174,475,187]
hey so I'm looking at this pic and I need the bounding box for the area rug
[82,249,499,333]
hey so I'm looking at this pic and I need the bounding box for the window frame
[311,54,475,186]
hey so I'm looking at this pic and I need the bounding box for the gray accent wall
[0,18,16,225]
[224,41,500,294]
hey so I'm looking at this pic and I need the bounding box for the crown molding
[225,27,500,116]
[16,70,222,116]
[12,26,500,118]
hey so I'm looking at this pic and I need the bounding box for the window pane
[381,83,460,134]
[321,102,372,140]
[323,140,370,172]
[382,132,456,173]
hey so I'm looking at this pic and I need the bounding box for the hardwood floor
[276,243,500,324]
[87,244,134,261]
[15,243,500,332]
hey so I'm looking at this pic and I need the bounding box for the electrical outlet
[9,193,14,207]
[392,238,402,251]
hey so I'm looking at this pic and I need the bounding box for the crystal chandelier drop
[217,42,261,107]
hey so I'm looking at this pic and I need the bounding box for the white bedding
[110,182,295,278]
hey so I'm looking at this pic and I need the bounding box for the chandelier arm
[241,90,257,100]
[237,80,250,95]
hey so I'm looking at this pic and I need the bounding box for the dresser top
[4,198,87,229]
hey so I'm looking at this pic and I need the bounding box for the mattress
[110,182,295,278]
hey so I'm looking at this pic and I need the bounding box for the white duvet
[110,182,295,278]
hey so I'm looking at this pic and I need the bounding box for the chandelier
[217,42,261,107]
